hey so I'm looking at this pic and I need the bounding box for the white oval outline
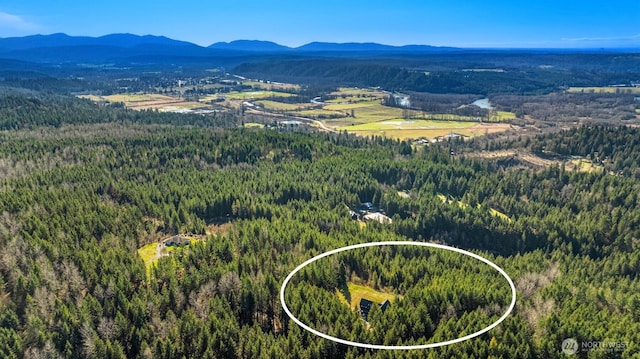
[280,241,517,350]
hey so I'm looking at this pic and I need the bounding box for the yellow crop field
[341,120,511,140]
[568,87,640,94]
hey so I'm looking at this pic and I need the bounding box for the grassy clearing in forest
[137,243,158,264]
[336,283,399,311]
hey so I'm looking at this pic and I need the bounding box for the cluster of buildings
[349,202,392,224]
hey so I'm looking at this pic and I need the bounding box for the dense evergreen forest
[233,53,640,95]
[0,92,639,358]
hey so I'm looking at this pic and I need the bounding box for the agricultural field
[568,86,640,94]
[296,108,345,118]
[330,87,387,97]
[82,86,515,141]
[79,93,206,112]
[489,110,517,121]
[254,100,314,111]
[331,104,404,124]
[338,119,477,140]
[223,90,295,100]
[341,119,476,131]
[243,80,300,91]
[323,101,380,110]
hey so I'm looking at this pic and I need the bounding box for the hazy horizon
[1,0,639,49]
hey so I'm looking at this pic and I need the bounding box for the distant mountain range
[208,39,450,53]
[0,33,459,64]
[0,33,635,67]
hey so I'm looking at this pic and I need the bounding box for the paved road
[246,108,338,133]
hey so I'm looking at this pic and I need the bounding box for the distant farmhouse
[163,234,191,247]
[359,298,391,319]
[350,202,392,224]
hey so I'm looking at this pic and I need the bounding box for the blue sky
[0,0,638,48]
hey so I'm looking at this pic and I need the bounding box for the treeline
[0,110,638,357]
[490,93,637,122]
[475,126,640,178]
[290,245,514,348]
[0,94,238,130]
[233,55,640,95]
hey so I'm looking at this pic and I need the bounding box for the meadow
[254,100,314,111]
[335,283,399,311]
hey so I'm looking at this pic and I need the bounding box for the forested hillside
[0,94,638,358]
[233,53,640,95]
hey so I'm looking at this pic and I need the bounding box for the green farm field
[296,109,345,118]
[254,100,314,111]
[489,111,517,121]
[323,101,380,110]
[330,87,386,97]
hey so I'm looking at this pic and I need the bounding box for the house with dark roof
[359,298,391,319]
[164,234,191,247]
[380,299,391,312]
[359,298,373,318]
